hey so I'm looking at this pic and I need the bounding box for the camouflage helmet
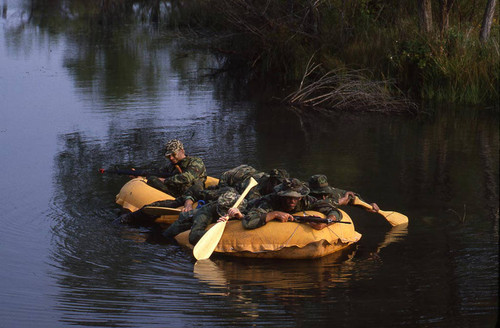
[308,174,334,195]
[274,178,310,197]
[216,189,247,217]
[164,139,184,156]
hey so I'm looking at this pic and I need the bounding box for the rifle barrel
[99,168,172,178]
[292,216,351,224]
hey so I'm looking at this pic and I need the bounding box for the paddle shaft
[142,206,182,216]
[351,196,376,210]
[193,177,259,260]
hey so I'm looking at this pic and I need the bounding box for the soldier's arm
[146,165,178,191]
[309,198,343,221]
[328,188,350,205]
[242,207,269,229]
[165,158,206,187]
[146,176,171,193]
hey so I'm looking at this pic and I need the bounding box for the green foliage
[26,0,498,108]
[200,0,500,107]
[388,26,499,105]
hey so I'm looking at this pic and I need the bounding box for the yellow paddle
[142,206,182,216]
[193,177,259,260]
[143,200,207,216]
[352,196,408,226]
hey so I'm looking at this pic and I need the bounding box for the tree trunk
[418,0,433,33]
[439,0,455,35]
[480,0,496,42]
[151,0,160,24]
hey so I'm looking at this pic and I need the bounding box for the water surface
[0,2,498,327]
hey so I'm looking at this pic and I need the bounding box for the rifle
[99,167,175,178]
[292,216,351,224]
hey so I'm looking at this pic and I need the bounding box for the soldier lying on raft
[114,139,379,245]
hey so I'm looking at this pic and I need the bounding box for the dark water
[1,2,498,327]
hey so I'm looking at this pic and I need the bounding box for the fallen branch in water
[284,59,418,114]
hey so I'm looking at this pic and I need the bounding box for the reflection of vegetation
[20,0,499,110]
[6,0,224,105]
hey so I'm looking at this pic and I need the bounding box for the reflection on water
[193,260,229,292]
[192,225,408,296]
[376,223,408,253]
[1,1,498,327]
[191,248,381,321]
[194,248,358,290]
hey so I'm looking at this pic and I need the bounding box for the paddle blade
[193,177,258,260]
[353,196,409,226]
[142,206,182,216]
[193,221,227,260]
[378,210,409,226]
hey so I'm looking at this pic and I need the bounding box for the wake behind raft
[115,178,361,259]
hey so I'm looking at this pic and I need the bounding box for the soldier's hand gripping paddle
[193,177,259,260]
[352,196,408,226]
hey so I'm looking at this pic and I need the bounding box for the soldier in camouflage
[114,139,206,225]
[308,174,379,212]
[147,139,207,202]
[163,189,247,245]
[242,178,344,231]
[160,166,287,241]
[186,165,289,205]
[183,164,259,204]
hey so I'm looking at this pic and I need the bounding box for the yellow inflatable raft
[115,177,219,225]
[175,210,361,259]
[115,178,362,259]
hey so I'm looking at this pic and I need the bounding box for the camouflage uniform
[219,164,260,188]
[186,165,258,203]
[147,140,207,199]
[162,166,271,240]
[242,178,342,229]
[189,165,289,204]
[308,174,360,206]
[161,207,198,241]
[163,190,247,245]
[161,186,238,240]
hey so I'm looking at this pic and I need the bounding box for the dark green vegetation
[169,0,499,112]
[26,0,499,112]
